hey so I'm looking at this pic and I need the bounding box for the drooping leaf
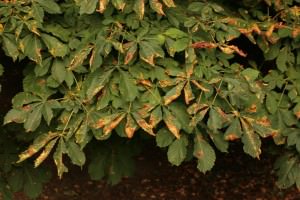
[53,138,68,178]
[167,136,188,166]
[34,138,58,167]
[194,134,216,173]
[66,140,86,166]
[125,114,138,138]
[156,128,175,147]
[163,107,181,139]
[241,118,261,159]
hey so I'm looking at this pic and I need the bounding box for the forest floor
[15,142,300,200]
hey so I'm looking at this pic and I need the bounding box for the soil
[14,142,300,200]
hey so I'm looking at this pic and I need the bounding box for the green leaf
[41,34,69,57]
[2,34,19,61]
[266,92,278,114]
[264,42,280,60]
[20,34,42,64]
[276,47,288,72]
[164,28,188,39]
[51,59,67,84]
[85,68,114,100]
[77,0,98,15]
[194,134,216,173]
[156,128,175,147]
[167,136,188,166]
[241,118,261,158]
[207,107,225,132]
[24,104,43,132]
[32,3,44,22]
[224,118,242,141]
[241,68,260,82]
[36,0,62,14]
[169,102,193,133]
[111,0,126,10]
[66,140,86,166]
[88,149,109,180]
[53,138,68,178]
[7,169,24,192]
[4,109,27,124]
[119,71,139,102]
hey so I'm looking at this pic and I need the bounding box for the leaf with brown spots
[17,131,59,163]
[163,107,181,139]
[97,0,110,13]
[125,114,138,138]
[149,0,165,15]
[162,0,175,7]
[124,43,137,64]
[132,112,155,136]
[163,82,185,105]
[103,113,126,135]
[183,82,195,105]
[133,0,145,20]
[190,41,217,49]
[224,118,242,141]
[34,138,58,167]
[149,106,162,128]
[191,80,210,92]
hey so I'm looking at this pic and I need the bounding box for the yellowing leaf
[183,82,195,105]
[163,107,181,139]
[133,0,145,20]
[125,114,138,138]
[162,0,175,7]
[133,113,155,136]
[163,82,185,105]
[149,0,165,15]
[34,138,58,167]
[103,113,126,135]
[112,0,126,10]
[98,0,110,13]
[149,106,162,128]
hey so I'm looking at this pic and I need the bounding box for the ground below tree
[14,141,300,200]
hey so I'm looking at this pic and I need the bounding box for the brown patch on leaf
[225,134,239,141]
[103,114,126,135]
[190,41,217,49]
[137,79,153,88]
[246,104,257,113]
[256,116,271,127]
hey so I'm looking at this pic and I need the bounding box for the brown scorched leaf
[163,82,185,105]
[133,0,145,20]
[163,107,181,139]
[103,113,126,135]
[149,0,165,15]
[133,112,155,136]
[125,114,138,138]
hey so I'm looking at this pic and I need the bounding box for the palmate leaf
[163,81,185,105]
[194,134,216,173]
